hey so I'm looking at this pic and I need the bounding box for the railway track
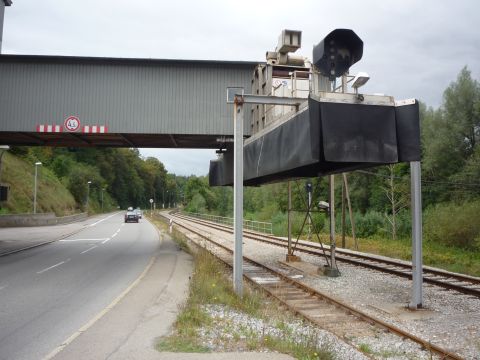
[163,213,463,360]
[173,212,480,298]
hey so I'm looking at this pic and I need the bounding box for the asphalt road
[0,212,159,360]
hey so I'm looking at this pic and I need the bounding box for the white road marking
[87,212,120,227]
[60,238,108,242]
[37,259,71,274]
[104,227,121,243]
[81,245,98,254]
[42,256,156,360]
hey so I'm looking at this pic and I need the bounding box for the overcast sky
[3,0,479,176]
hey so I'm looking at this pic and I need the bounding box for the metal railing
[183,212,273,234]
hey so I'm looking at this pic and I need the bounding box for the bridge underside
[0,131,228,148]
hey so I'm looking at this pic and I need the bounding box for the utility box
[276,30,302,53]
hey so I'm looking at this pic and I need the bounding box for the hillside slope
[0,152,77,215]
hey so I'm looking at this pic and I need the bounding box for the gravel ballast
[174,220,480,359]
[199,304,368,359]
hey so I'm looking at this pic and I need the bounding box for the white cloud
[140,148,215,177]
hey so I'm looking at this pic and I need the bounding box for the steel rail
[165,214,463,360]
[175,213,480,298]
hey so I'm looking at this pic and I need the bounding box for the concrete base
[285,254,301,262]
[407,303,423,310]
[279,260,322,277]
[323,266,341,277]
[370,303,432,320]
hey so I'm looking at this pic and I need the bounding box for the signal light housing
[313,29,363,80]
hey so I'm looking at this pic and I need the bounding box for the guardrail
[183,211,273,234]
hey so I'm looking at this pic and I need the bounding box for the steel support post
[324,175,340,276]
[86,183,90,209]
[228,93,305,270]
[287,181,292,256]
[409,161,423,309]
[307,188,312,241]
[341,178,346,248]
[343,173,357,250]
[33,165,38,214]
[324,174,340,276]
[285,180,300,262]
[329,175,336,269]
[233,100,244,296]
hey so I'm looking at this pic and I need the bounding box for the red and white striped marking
[82,125,108,133]
[37,124,63,133]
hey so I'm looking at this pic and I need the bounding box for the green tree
[443,67,480,157]
[422,67,480,203]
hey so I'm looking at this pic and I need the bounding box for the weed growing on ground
[147,215,190,253]
[358,343,372,354]
[152,215,334,358]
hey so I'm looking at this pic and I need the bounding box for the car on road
[125,210,138,223]
[134,208,142,219]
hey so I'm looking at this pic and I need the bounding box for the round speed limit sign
[64,116,81,132]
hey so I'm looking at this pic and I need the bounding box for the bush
[424,201,480,249]
[354,211,386,238]
[271,211,287,236]
[396,210,412,238]
[185,193,207,213]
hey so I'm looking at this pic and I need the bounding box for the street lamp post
[33,162,42,214]
[86,181,92,210]
[101,187,106,212]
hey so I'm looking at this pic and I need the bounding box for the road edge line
[42,255,157,360]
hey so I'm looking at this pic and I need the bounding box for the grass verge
[150,214,334,359]
[338,234,480,277]
[293,230,479,277]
